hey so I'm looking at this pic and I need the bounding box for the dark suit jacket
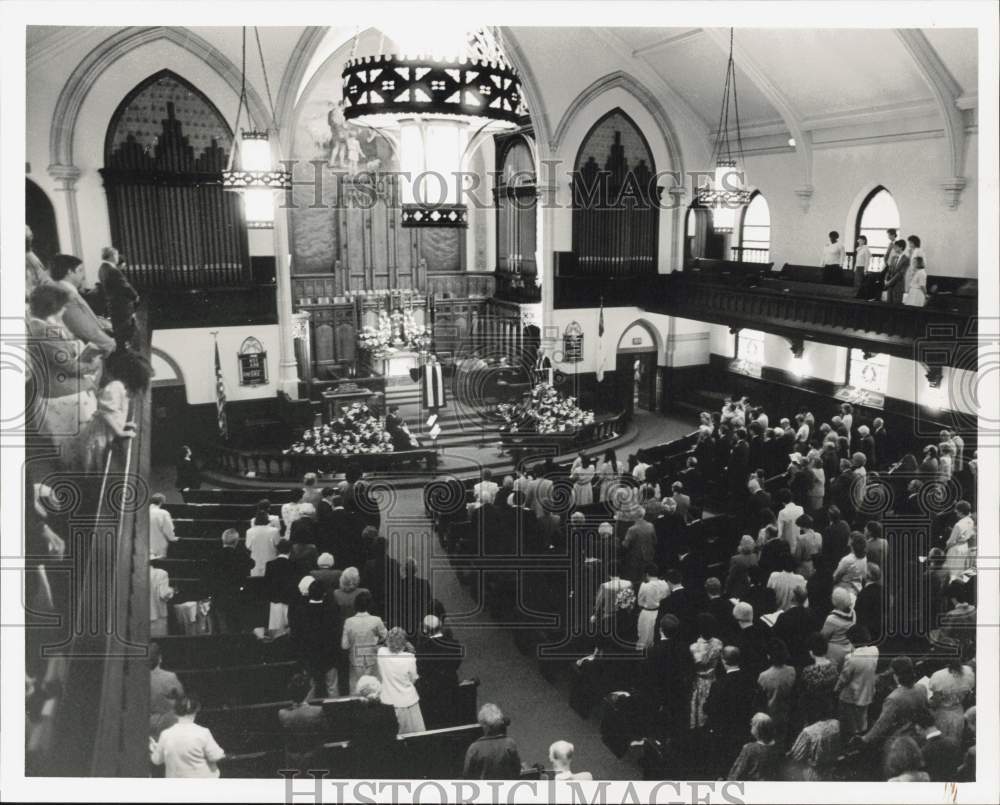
[705,596,738,643]
[771,604,819,667]
[290,517,317,545]
[289,598,342,670]
[265,555,300,604]
[873,429,890,470]
[416,633,463,694]
[732,622,770,677]
[704,668,758,749]
[331,508,366,570]
[207,545,253,602]
[98,261,139,322]
[644,635,692,726]
[659,586,697,637]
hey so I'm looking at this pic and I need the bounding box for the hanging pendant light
[341,25,527,228]
[221,27,292,229]
[697,28,751,234]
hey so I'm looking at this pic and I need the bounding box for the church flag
[421,359,446,411]
[595,299,608,383]
[214,337,229,440]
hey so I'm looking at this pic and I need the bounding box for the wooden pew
[182,488,300,505]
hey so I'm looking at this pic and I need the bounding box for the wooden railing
[42,319,151,776]
[499,410,627,459]
[200,441,439,480]
[493,268,541,303]
[644,272,976,367]
[729,246,771,264]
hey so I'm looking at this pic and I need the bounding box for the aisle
[385,488,640,780]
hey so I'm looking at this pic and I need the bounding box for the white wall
[741,133,979,277]
[152,325,282,405]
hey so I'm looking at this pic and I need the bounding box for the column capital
[47,163,82,190]
[794,184,814,213]
[940,177,966,210]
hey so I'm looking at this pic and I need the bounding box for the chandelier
[221,27,291,229]
[341,24,526,228]
[696,28,751,234]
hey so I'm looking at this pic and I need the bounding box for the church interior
[21,21,984,784]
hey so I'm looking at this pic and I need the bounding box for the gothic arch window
[571,109,659,276]
[736,191,770,263]
[854,186,900,272]
[101,70,250,289]
[494,134,537,283]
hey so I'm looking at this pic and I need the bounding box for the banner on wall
[595,299,608,383]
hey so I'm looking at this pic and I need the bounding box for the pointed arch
[736,191,771,263]
[853,185,901,264]
[49,26,268,170]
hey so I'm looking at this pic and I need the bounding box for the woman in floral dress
[571,454,596,507]
[689,613,723,731]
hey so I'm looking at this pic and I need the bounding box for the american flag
[214,339,229,440]
[595,298,607,383]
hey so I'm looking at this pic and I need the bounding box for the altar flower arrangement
[494,382,595,435]
[357,309,430,359]
[284,402,395,456]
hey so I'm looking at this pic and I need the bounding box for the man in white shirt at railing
[821,231,846,283]
[853,235,872,289]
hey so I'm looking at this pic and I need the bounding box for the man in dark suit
[678,457,703,502]
[670,482,692,523]
[415,615,464,728]
[857,425,877,473]
[265,539,300,632]
[704,646,759,777]
[771,586,818,667]
[728,429,751,505]
[316,487,337,556]
[748,423,766,477]
[97,246,140,349]
[676,539,708,593]
[659,568,697,639]
[731,601,770,678]
[643,614,692,742]
[506,491,538,557]
[289,579,343,697]
[703,577,737,644]
[653,498,685,570]
[206,528,253,633]
[871,418,890,471]
[331,498,366,570]
[622,509,657,589]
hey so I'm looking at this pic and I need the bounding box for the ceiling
[26,24,978,146]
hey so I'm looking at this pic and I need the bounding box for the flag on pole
[595,298,608,383]
[214,337,229,440]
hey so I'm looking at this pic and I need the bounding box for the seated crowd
[432,394,976,782]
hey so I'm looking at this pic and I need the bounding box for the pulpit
[377,349,422,386]
[322,382,385,422]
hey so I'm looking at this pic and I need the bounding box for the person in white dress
[376,627,425,734]
[571,454,596,507]
[945,501,975,579]
[596,449,621,503]
[246,512,280,576]
[636,564,670,649]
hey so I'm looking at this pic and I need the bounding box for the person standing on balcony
[821,232,846,284]
[853,235,872,291]
[883,240,908,304]
[48,254,116,357]
[98,246,140,350]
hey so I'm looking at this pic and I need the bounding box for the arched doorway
[26,179,59,267]
[614,320,660,417]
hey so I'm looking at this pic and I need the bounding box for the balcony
[146,283,278,329]
[646,269,977,370]
[493,268,541,304]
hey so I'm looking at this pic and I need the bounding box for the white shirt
[376,647,419,708]
[855,245,871,271]
[474,480,499,504]
[149,504,177,558]
[768,570,807,611]
[822,241,846,266]
[777,502,804,552]
[151,720,225,778]
[246,523,280,576]
[150,566,173,620]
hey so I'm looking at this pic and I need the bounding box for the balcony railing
[729,246,772,264]
[643,272,976,369]
[31,317,151,776]
[493,269,541,303]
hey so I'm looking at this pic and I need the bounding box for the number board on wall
[238,337,268,386]
[562,321,584,363]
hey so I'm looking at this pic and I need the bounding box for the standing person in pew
[342,590,388,694]
[149,493,177,560]
[349,676,400,778]
[289,502,319,575]
[312,552,342,595]
[463,703,522,780]
[149,695,226,778]
[415,615,462,729]
[206,528,253,634]
[299,472,323,508]
[264,539,298,636]
[377,627,425,734]
[175,445,202,492]
[279,672,328,770]
[316,487,337,555]
[245,508,280,577]
[821,231,846,284]
[149,643,184,739]
[290,579,343,698]
[853,235,872,291]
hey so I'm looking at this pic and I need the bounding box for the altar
[378,349,421,386]
[322,382,384,422]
